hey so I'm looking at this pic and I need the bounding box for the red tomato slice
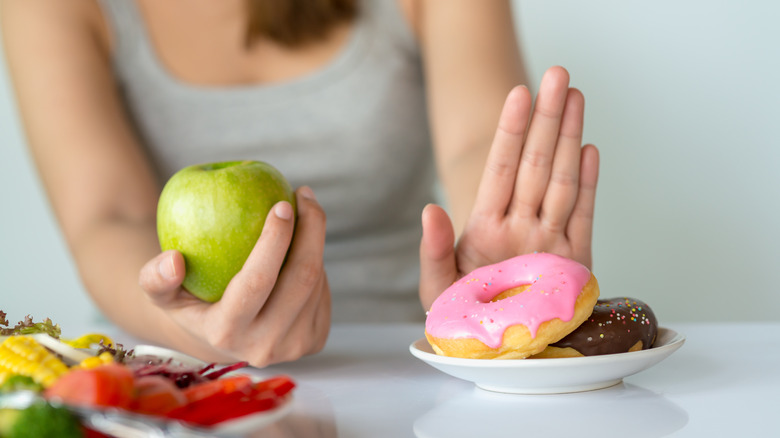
[131,375,187,415]
[44,363,135,409]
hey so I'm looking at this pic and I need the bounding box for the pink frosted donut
[425,253,600,359]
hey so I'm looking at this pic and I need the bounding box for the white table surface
[75,322,779,437]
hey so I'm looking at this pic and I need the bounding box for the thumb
[419,204,457,310]
[139,250,186,307]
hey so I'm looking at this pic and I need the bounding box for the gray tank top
[98,0,435,322]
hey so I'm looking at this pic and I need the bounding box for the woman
[1,0,598,366]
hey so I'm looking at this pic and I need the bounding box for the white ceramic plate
[409,327,685,394]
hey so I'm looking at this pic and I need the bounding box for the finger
[472,85,532,217]
[512,66,571,216]
[419,204,457,309]
[540,88,585,232]
[217,199,296,327]
[258,186,327,335]
[138,250,186,307]
[567,144,600,268]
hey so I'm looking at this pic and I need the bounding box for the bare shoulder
[1,0,111,58]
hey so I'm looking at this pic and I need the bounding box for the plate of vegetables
[0,311,294,437]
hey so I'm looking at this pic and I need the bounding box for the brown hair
[245,0,358,48]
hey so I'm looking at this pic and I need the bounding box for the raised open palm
[420,66,600,309]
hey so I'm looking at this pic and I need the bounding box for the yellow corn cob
[0,336,70,388]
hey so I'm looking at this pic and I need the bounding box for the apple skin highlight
[156,160,296,302]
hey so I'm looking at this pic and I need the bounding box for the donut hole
[489,284,531,302]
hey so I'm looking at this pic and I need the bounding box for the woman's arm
[1,0,329,366]
[410,0,527,234]
[1,0,167,334]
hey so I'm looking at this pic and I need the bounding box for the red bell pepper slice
[252,375,295,398]
[181,374,253,404]
[166,374,295,426]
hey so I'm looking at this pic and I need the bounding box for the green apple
[156,160,296,302]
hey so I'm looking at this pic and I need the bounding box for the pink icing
[425,253,591,349]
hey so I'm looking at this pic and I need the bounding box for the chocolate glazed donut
[532,297,658,358]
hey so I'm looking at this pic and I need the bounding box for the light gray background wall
[1,1,778,330]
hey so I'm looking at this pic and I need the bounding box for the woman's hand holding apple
[419,66,600,309]
[139,186,331,367]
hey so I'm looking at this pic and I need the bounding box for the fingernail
[298,186,316,201]
[158,253,176,280]
[274,201,294,220]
